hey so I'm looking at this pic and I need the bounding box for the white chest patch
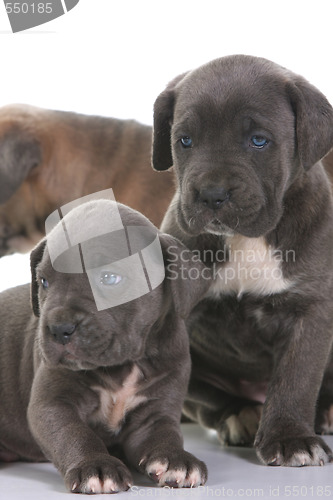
[207,235,293,299]
[91,365,147,433]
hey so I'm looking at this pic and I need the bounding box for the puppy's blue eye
[41,278,49,289]
[100,272,122,286]
[251,135,268,148]
[180,136,193,148]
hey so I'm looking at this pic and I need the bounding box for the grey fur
[0,200,209,493]
[152,55,333,466]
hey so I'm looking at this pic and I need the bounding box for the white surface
[1,424,333,500]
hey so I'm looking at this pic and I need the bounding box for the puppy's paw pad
[218,405,263,446]
[162,468,187,488]
[146,460,168,482]
[159,465,205,488]
[66,456,132,494]
[256,436,333,467]
[79,476,119,494]
[184,466,205,488]
[142,451,207,488]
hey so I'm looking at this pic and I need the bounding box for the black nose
[199,187,229,210]
[48,323,76,345]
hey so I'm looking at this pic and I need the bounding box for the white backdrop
[0,0,333,291]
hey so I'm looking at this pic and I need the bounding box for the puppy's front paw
[140,450,207,488]
[65,455,133,494]
[255,436,333,467]
[218,405,263,446]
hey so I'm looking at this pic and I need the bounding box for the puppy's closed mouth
[41,335,97,370]
[178,200,235,237]
[59,349,98,371]
[182,199,269,238]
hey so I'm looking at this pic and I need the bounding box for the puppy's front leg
[28,366,132,494]
[255,312,333,466]
[122,409,207,488]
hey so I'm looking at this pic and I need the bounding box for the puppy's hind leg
[184,380,262,447]
[315,350,333,435]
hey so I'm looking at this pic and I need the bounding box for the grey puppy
[0,199,209,493]
[152,55,333,466]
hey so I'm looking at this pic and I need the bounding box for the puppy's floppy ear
[0,128,41,203]
[159,233,211,319]
[30,238,47,317]
[286,77,333,170]
[152,72,188,172]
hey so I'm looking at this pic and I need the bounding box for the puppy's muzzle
[48,322,77,345]
[198,186,230,210]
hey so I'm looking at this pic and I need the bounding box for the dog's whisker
[188,216,196,227]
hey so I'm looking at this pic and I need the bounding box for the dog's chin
[41,338,144,371]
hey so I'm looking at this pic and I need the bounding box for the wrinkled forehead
[174,61,293,126]
[39,200,165,311]
[45,203,160,274]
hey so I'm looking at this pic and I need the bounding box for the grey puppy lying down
[0,199,210,494]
